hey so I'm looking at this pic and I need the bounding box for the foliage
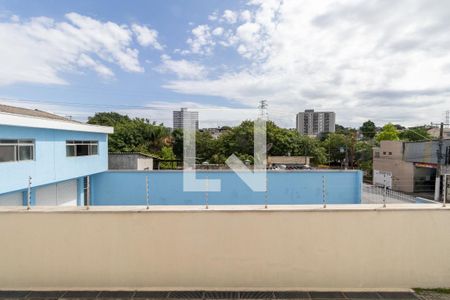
[215,120,327,164]
[88,112,170,155]
[360,120,376,139]
[376,123,400,143]
[87,112,421,174]
[321,133,351,164]
[171,128,183,159]
[399,127,432,141]
[158,146,177,169]
[355,141,373,174]
[88,112,130,127]
[335,124,356,136]
[196,131,218,163]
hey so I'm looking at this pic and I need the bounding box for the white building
[173,108,199,130]
[296,109,335,137]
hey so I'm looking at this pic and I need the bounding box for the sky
[0,0,449,128]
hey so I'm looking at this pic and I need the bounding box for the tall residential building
[296,109,335,136]
[173,108,199,130]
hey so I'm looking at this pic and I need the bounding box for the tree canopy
[87,111,428,176]
[376,123,400,143]
[360,120,376,139]
[88,112,170,156]
[399,127,432,141]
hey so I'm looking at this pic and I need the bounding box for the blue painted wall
[0,125,108,194]
[91,170,363,205]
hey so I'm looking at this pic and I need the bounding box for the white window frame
[0,139,35,163]
[66,140,99,157]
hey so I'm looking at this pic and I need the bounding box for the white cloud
[0,13,164,86]
[10,15,20,22]
[77,54,114,78]
[212,27,224,36]
[222,10,238,24]
[167,0,450,127]
[208,11,219,21]
[157,54,207,79]
[240,10,252,22]
[132,24,163,50]
[186,24,215,55]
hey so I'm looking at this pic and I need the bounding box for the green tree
[88,112,130,127]
[171,128,184,159]
[355,141,373,175]
[399,127,432,141]
[216,120,327,165]
[321,133,351,165]
[376,123,400,143]
[159,146,177,169]
[196,131,218,163]
[88,112,170,154]
[360,120,376,140]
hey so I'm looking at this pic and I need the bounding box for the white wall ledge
[0,203,447,213]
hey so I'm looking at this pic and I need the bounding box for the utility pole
[435,122,445,201]
[446,110,449,128]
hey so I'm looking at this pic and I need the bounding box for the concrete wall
[404,140,450,164]
[373,158,415,193]
[373,141,415,193]
[90,170,363,205]
[0,125,108,194]
[108,154,138,170]
[137,157,153,170]
[0,206,450,290]
[109,155,154,171]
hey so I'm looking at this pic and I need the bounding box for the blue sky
[0,0,449,128]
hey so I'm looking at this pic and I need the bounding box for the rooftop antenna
[258,100,268,120]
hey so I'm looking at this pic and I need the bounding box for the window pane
[18,145,33,161]
[18,139,33,144]
[76,144,89,156]
[0,139,18,144]
[66,145,75,157]
[0,145,16,162]
[91,145,98,155]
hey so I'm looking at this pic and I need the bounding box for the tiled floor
[0,290,424,299]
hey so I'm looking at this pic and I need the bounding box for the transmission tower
[258,100,268,120]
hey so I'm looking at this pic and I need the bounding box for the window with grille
[0,139,34,163]
[66,140,98,157]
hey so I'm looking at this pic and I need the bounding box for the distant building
[296,109,335,137]
[373,140,450,194]
[109,152,157,170]
[427,127,450,139]
[173,108,199,130]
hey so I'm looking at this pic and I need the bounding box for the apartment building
[296,109,335,137]
[173,108,199,130]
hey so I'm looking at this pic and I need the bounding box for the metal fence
[362,184,416,204]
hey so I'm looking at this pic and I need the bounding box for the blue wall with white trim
[91,170,363,205]
[0,125,108,194]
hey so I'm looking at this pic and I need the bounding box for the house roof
[0,103,79,123]
[0,102,113,134]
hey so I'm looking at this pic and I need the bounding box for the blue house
[0,104,113,206]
